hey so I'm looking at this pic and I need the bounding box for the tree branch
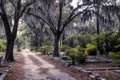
[8,13,15,18]
[26,12,56,34]
[12,0,22,37]
[20,0,35,18]
[0,0,11,36]
[61,8,88,34]
[26,12,49,26]
[68,2,93,18]
[8,0,15,7]
[58,0,63,31]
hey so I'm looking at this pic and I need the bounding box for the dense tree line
[0,0,120,61]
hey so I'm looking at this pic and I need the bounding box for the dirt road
[22,49,77,80]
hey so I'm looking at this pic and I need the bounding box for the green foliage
[30,47,36,51]
[76,46,88,64]
[64,34,77,47]
[76,46,85,51]
[86,44,97,55]
[76,51,88,64]
[67,48,77,65]
[78,34,92,48]
[39,45,53,54]
[68,48,78,59]
[30,38,37,49]
[108,30,120,52]
[67,46,88,65]
[0,39,6,52]
[17,48,21,52]
[59,45,71,52]
[112,52,120,60]
[112,52,120,66]
[92,34,106,53]
[114,44,120,52]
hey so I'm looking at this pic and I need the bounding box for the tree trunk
[96,5,100,56]
[105,38,109,56]
[36,36,41,51]
[53,35,60,57]
[4,20,19,62]
[5,37,15,62]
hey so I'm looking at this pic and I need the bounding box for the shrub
[76,46,81,51]
[114,44,120,52]
[30,47,36,51]
[112,52,120,60]
[60,45,71,52]
[67,48,77,65]
[39,46,47,54]
[78,34,92,48]
[86,44,97,55]
[0,40,6,52]
[47,46,53,53]
[68,48,77,59]
[67,47,88,65]
[64,34,78,47]
[112,52,120,66]
[76,51,88,64]
[17,48,21,52]
[39,45,53,55]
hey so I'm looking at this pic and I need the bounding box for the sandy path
[22,49,77,80]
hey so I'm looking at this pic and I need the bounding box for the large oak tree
[0,0,35,61]
[27,0,96,57]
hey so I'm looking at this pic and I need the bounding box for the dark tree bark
[5,37,15,61]
[53,34,60,57]
[96,5,100,55]
[0,0,35,62]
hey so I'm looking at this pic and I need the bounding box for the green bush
[30,47,36,51]
[17,48,21,52]
[39,45,53,55]
[78,34,92,48]
[68,48,77,59]
[68,48,77,65]
[0,39,6,52]
[64,34,77,47]
[67,47,88,65]
[112,52,120,66]
[114,44,120,52]
[47,46,53,53]
[76,51,88,64]
[76,46,81,51]
[86,44,97,55]
[112,52,120,60]
[60,45,71,52]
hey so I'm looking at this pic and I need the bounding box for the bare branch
[26,12,49,26]
[8,0,15,7]
[20,0,35,17]
[69,2,93,18]
[47,13,57,32]
[8,13,15,18]
[64,0,72,6]
[61,8,88,34]
[0,0,11,36]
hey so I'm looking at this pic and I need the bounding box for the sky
[71,0,79,7]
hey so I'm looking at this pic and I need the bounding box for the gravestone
[97,51,100,56]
